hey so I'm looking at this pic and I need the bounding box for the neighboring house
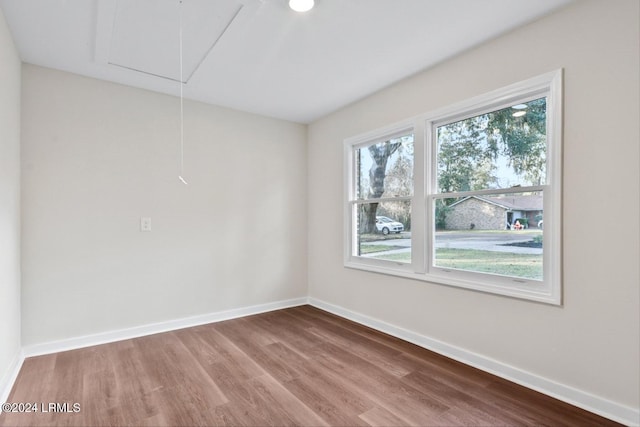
[445,194,543,230]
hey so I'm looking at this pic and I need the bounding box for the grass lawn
[374,248,543,280]
[359,233,408,242]
[372,252,411,262]
[359,244,406,254]
[436,248,542,280]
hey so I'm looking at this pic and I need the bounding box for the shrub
[435,200,451,230]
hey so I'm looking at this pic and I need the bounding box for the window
[345,70,562,304]
[345,128,415,269]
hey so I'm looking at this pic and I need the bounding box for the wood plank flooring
[0,305,621,426]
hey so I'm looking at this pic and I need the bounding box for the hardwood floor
[1,305,620,426]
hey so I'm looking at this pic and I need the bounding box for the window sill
[344,258,561,306]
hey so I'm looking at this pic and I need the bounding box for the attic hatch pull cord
[178,0,188,185]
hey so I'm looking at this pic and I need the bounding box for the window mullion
[351,196,413,204]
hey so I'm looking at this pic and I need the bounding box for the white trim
[351,196,412,205]
[22,297,308,357]
[343,125,416,274]
[424,70,560,126]
[345,255,556,305]
[0,349,24,403]
[344,121,416,150]
[545,69,563,305]
[343,70,562,305]
[308,297,640,427]
[425,69,562,305]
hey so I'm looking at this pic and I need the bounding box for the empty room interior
[0,0,639,426]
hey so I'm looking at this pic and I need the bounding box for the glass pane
[356,200,411,263]
[434,192,543,280]
[357,134,414,200]
[436,97,546,193]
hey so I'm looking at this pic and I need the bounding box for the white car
[376,216,404,235]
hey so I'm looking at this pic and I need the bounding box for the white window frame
[344,123,423,275]
[344,70,562,305]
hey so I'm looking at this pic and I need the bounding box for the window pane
[356,200,411,263]
[436,97,546,193]
[434,192,543,280]
[357,134,414,199]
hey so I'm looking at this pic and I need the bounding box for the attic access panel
[106,0,243,83]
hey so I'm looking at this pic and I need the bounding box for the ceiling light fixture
[289,0,314,12]
[512,111,527,118]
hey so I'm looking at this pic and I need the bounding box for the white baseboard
[23,297,308,358]
[308,297,640,427]
[0,349,25,404]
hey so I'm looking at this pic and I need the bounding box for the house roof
[450,194,543,211]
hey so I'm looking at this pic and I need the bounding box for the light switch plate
[140,217,152,232]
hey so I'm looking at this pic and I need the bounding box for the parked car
[376,216,404,235]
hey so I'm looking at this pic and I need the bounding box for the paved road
[435,231,539,243]
[435,232,542,254]
[361,230,542,256]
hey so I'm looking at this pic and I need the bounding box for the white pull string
[178,0,188,185]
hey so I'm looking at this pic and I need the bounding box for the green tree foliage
[486,98,547,185]
[434,199,450,230]
[437,119,498,193]
[436,98,547,227]
[436,98,547,228]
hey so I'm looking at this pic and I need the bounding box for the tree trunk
[362,141,401,233]
[360,203,379,234]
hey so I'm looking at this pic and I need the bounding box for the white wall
[0,6,21,396]
[21,65,308,345]
[308,0,639,414]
